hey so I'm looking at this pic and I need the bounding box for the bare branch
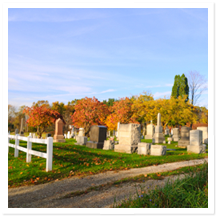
[185,71,207,106]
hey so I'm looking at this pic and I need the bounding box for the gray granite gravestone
[86,125,107,149]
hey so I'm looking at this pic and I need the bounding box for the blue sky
[8,8,208,108]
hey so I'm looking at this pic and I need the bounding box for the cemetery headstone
[86,125,107,149]
[103,140,115,150]
[137,142,151,155]
[78,128,84,136]
[67,131,71,139]
[76,128,87,145]
[167,137,173,142]
[53,118,65,143]
[168,141,171,144]
[114,123,141,154]
[178,126,191,147]
[153,113,165,143]
[145,121,155,139]
[76,136,87,145]
[33,133,36,138]
[164,126,169,135]
[150,145,167,156]
[173,128,180,141]
[187,130,206,154]
[197,126,208,144]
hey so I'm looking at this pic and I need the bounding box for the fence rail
[8,134,53,172]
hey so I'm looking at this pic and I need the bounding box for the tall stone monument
[53,118,65,143]
[145,121,155,139]
[187,130,206,154]
[172,128,180,141]
[153,113,165,143]
[114,123,141,154]
[86,125,107,149]
[197,126,208,144]
[178,126,190,147]
[20,118,24,136]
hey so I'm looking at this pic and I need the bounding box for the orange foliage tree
[23,103,64,138]
[71,97,110,136]
[105,97,139,130]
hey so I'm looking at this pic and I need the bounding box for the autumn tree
[71,97,110,136]
[186,71,207,105]
[105,97,139,130]
[32,100,50,108]
[132,94,197,129]
[13,105,27,131]
[131,91,154,125]
[160,95,197,127]
[63,103,75,131]
[194,106,208,124]
[8,104,16,131]
[23,102,64,138]
[51,101,66,115]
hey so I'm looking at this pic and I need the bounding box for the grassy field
[115,162,208,208]
[8,137,208,188]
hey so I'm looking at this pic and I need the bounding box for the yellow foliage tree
[132,94,197,128]
[105,114,118,131]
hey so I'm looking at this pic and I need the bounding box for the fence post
[26,135,32,163]
[14,134,19,157]
[46,137,53,172]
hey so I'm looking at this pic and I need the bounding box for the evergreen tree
[103,98,118,107]
[171,75,180,98]
[171,74,189,101]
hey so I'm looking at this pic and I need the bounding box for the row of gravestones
[73,112,207,155]
[13,117,207,156]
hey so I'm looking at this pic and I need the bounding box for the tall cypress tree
[171,74,189,101]
[171,75,180,98]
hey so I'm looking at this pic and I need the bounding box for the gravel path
[8,158,208,208]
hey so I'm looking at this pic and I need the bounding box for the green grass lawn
[8,138,208,188]
[115,162,208,208]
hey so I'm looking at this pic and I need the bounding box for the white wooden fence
[8,134,53,172]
